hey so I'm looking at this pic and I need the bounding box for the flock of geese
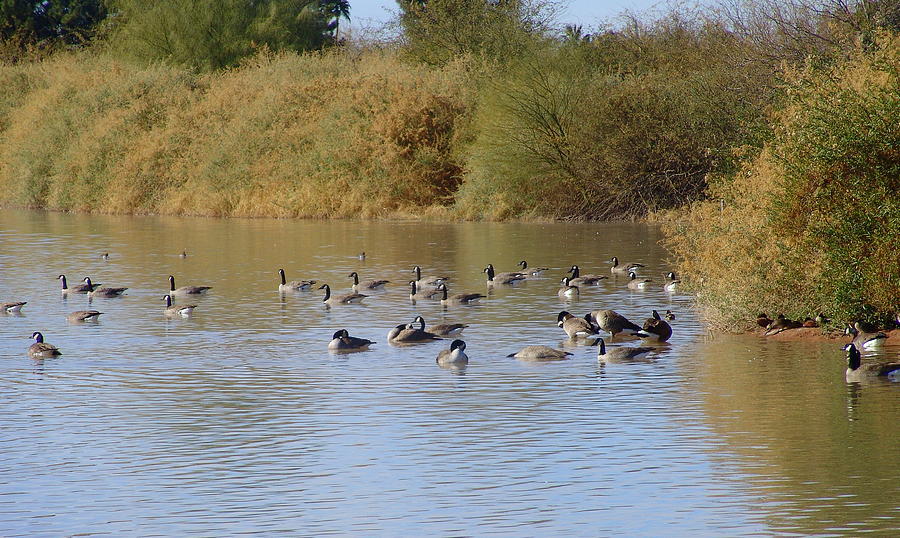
[7,252,898,380]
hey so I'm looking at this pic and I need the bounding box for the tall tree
[320,0,350,40]
[1,0,107,44]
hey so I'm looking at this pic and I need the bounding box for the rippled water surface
[1,210,898,536]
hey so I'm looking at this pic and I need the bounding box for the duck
[596,338,656,362]
[507,345,572,361]
[387,322,442,343]
[28,332,61,358]
[66,310,103,322]
[163,294,196,317]
[664,309,676,321]
[844,343,900,382]
[358,252,366,260]
[802,317,819,328]
[626,271,652,290]
[517,260,549,277]
[348,271,389,291]
[168,275,212,296]
[409,281,441,301]
[557,277,580,298]
[610,256,645,274]
[663,271,680,291]
[278,269,316,292]
[85,277,127,298]
[59,274,100,294]
[588,309,642,338]
[557,311,599,338]
[636,313,673,342]
[756,313,773,328]
[411,315,467,337]
[1,301,26,313]
[179,250,188,258]
[328,329,375,351]
[319,284,367,305]
[765,314,803,336]
[436,340,469,367]
[567,265,607,286]
[845,322,887,349]
[484,264,526,285]
[412,265,448,289]
[815,312,831,325]
[100,252,110,260]
[436,283,485,306]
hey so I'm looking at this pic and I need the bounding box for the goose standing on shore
[168,275,212,296]
[278,269,316,292]
[28,332,61,358]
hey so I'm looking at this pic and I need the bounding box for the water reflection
[0,209,897,535]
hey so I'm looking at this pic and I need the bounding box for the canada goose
[437,283,485,306]
[567,265,607,286]
[756,313,773,328]
[168,275,212,296]
[278,269,316,292]
[518,260,549,277]
[348,271,389,291]
[484,264,526,286]
[507,345,571,361]
[412,265,448,288]
[557,311,599,338]
[100,252,109,260]
[845,322,887,349]
[163,294,196,317]
[28,332,61,358]
[665,310,676,321]
[328,329,375,351]
[663,271,680,291]
[67,310,102,322]
[179,250,188,258]
[437,340,469,367]
[558,277,580,298]
[765,314,803,336]
[588,310,642,338]
[84,277,127,298]
[626,271,652,289]
[636,315,673,342]
[319,284,367,305]
[596,338,656,362]
[409,281,441,301]
[610,256,646,274]
[58,274,99,294]
[411,315,467,337]
[1,301,26,313]
[844,343,900,382]
[358,252,366,260]
[387,322,442,343]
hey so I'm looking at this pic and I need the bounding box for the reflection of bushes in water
[0,50,476,218]
[456,16,773,219]
[664,35,900,330]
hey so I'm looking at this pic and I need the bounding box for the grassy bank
[663,35,900,330]
[0,49,477,218]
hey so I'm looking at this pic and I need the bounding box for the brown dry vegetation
[0,49,477,218]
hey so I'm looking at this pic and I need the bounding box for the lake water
[1,209,898,536]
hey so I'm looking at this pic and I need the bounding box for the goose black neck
[59,275,68,289]
[279,269,286,285]
[847,345,862,370]
[169,276,176,291]
[322,285,331,302]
